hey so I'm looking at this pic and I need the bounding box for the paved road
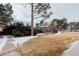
[63,40,79,56]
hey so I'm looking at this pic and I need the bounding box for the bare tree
[31,3,52,35]
[31,3,34,35]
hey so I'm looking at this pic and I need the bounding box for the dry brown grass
[17,33,79,56]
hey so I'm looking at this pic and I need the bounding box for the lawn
[17,32,79,56]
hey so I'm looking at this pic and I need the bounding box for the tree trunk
[31,3,34,36]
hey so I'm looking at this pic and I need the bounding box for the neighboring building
[36,19,65,33]
[36,20,53,33]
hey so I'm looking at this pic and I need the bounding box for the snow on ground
[10,36,38,47]
[0,36,8,52]
[0,36,38,52]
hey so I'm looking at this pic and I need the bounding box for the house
[35,18,68,33]
[35,20,53,33]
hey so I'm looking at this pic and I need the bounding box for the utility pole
[31,3,34,36]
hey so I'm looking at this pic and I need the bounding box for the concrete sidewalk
[63,40,79,56]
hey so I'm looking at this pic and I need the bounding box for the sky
[52,3,79,23]
[11,3,79,25]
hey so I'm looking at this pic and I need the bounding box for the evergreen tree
[0,3,13,29]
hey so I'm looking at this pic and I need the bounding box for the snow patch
[0,36,8,52]
[0,36,38,52]
[10,36,38,47]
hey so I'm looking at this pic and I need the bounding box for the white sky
[11,3,79,25]
[52,3,79,23]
